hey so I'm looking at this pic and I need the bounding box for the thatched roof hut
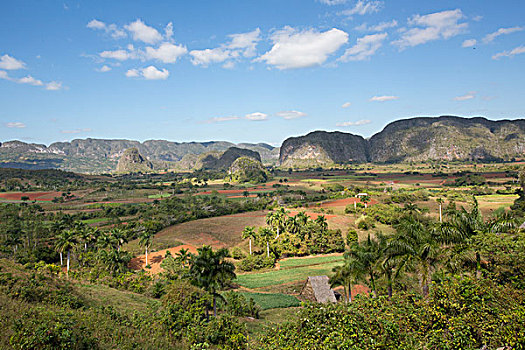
[300,275,337,303]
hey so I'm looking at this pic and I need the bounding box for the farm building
[300,275,337,303]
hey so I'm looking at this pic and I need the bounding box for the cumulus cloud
[0,54,26,70]
[97,65,112,72]
[145,42,187,63]
[341,1,383,16]
[492,45,525,60]
[87,19,126,39]
[164,22,174,40]
[18,75,43,86]
[227,28,261,57]
[342,102,352,108]
[45,81,62,90]
[245,112,268,121]
[125,19,162,44]
[100,49,135,61]
[190,28,261,67]
[256,26,348,69]
[339,32,387,61]
[276,110,307,119]
[60,128,92,134]
[190,48,232,66]
[392,9,467,49]
[483,26,524,43]
[336,119,371,126]
[462,39,477,48]
[355,20,398,32]
[125,66,169,80]
[369,95,398,102]
[5,122,26,128]
[202,116,240,124]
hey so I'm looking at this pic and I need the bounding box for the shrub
[357,216,375,230]
[237,255,275,272]
[222,291,260,318]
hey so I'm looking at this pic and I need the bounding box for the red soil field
[129,244,198,274]
[0,191,63,201]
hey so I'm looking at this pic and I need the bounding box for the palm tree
[330,258,362,303]
[139,231,153,267]
[98,249,131,276]
[436,198,444,222]
[392,217,442,297]
[188,246,236,317]
[97,231,117,250]
[344,234,381,297]
[376,232,406,299]
[257,227,273,258]
[266,208,287,239]
[111,227,128,252]
[242,226,257,255]
[55,229,78,276]
[175,248,191,268]
[315,215,328,232]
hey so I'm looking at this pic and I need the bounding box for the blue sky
[1,0,524,146]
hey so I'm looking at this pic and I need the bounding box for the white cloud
[0,70,8,80]
[462,39,477,48]
[0,54,26,70]
[222,61,235,69]
[5,122,26,128]
[356,20,398,32]
[126,66,169,80]
[125,19,162,44]
[392,9,467,49]
[164,22,174,40]
[60,128,92,134]
[245,112,268,121]
[369,95,398,102]
[141,66,169,80]
[227,28,261,57]
[45,81,62,90]
[190,47,232,66]
[145,42,187,63]
[276,110,307,119]
[125,69,140,77]
[339,32,387,61]
[87,19,126,39]
[100,49,134,61]
[472,15,483,22]
[257,26,348,69]
[318,0,347,5]
[453,91,476,101]
[341,102,352,108]
[87,19,106,30]
[336,119,371,126]
[341,0,383,16]
[483,26,524,43]
[202,116,240,124]
[18,75,43,86]
[97,65,112,72]
[492,45,525,60]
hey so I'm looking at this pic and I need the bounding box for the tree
[98,249,131,276]
[330,257,362,303]
[242,226,257,255]
[257,227,273,258]
[139,231,153,267]
[55,229,78,276]
[436,198,444,223]
[315,215,328,232]
[111,227,128,252]
[266,208,287,239]
[188,246,236,317]
[361,195,370,209]
[344,234,380,297]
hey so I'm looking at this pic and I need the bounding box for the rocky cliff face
[279,116,525,167]
[369,116,525,163]
[198,147,262,170]
[116,148,153,173]
[279,131,369,167]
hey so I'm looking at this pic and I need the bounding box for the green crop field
[279,254,343,269]
[235,261,343,289]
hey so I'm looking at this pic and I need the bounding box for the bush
[357,216,375,230]
[222,291,260,318]
[346,229,358,246]
[237,255,275,272]
[231,248,246,260]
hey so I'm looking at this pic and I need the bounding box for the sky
[1,0,524,146]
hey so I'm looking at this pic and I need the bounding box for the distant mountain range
[1,116,524,173]
[0,138,279,173]
[280,116,525,167]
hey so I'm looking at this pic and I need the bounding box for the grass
[237,292,300,310]
[279,254,343,269]
[235,260,343,289]
[81,217,109,224]
[148,193,172,199]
